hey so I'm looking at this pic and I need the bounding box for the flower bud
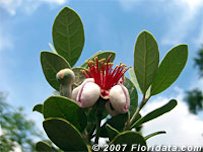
[56,68,75,98]
[72,78,100,108]
[109,84,130,113]
[56,68,75,84]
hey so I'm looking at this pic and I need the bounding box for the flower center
[82,55,128,97]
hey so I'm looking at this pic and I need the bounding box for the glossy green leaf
[106,124,119,141]
[43,118,88,151]
[43,96,87,132]
[81,51,116,68]
[144,131,166,140]
[106,113,128,131]
[41,51,70,90]
[151,44,188,95]
[134,31,159,94]
[124,77,138,116]
[110,131,147,151]
[36,141,55,152]
[100,113,128,137]
[128,67,141,93]
[52,7,84,67]
[130,113,142,131]
[33,104,43,114]
[132,99,177,128]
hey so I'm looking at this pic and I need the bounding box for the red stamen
[82,55,128,97]
[82,70,90,78]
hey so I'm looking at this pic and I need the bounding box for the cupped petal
[109,84,130,113]
[72,85,81,101]
[72,78,100,108]
[72,78,94,100]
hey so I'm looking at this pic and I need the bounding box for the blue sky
[0,0,203,146]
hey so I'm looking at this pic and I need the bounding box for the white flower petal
[72,85,81,101]
[72,78,100,108]
[109,84,130,113]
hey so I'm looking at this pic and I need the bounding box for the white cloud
[161,0,203,45]
[189,77,203,91]
[119,0,140,11]
[119,0,203,46]
[41,0,67,5]
[0,0,68,50]
[193,25,203,46]
[0,0,68,16]
[0,0,21,15]
[0,28,13,52]
[142,88,203,146]
[28,112,45,137]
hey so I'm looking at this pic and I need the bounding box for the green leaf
[144,131,166,140]
[124,77,138,116]
[100,113,128,137]
[36,141,55,152]
[106,124,119,141]
[85,108,97,137]
[110,131,147,151]
[52,7,84,67]
[128,67,142,93]
[43,118,88,151]
[106,113,128,131]
[132,99,177,128]
[151,44,188,95]
[134,31,159,94]
[130,113,142,131]
[43,96,87,132]
[72,67,86,87]
[81,51,116,68]
[33,104,43,114]
[41,51,70,90]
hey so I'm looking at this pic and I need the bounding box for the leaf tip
[171,99,178,106]
[33,104,43,114]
